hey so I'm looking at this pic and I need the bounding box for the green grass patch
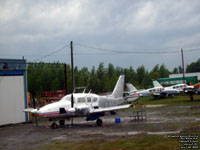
[34,135,182,150]
[138,95,200,106]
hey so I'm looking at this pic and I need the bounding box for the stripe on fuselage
[39,111,70,117]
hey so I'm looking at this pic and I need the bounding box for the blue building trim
[0,71,23,76]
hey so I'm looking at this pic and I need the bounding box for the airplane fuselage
[36,93,124,119]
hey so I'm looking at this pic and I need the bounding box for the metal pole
[181,48,185,84]
[64,64,68,95]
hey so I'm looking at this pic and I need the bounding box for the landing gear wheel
[59,120,65,126]
[51,122,58,129]
[96,119,103,126]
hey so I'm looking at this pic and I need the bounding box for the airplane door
[86,96,98,108]
[86,96,92,108]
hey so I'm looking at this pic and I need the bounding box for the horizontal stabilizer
[90,104,131,113]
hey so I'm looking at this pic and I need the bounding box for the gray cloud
[0,0,200,71]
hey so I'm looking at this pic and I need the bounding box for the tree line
[27,59,200,97]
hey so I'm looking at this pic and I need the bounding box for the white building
[0,59,28,126]
[169,72,200,81]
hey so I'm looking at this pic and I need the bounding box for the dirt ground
[1,105,200,150]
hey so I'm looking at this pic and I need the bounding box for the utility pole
[70,41,74,126]
[71,41,75,94]
[64,64,68,95]
[181,48,185,84]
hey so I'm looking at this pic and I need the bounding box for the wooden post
[64,64,68,95]
[181,49,185,83]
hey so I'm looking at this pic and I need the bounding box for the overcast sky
[0,0,200,71]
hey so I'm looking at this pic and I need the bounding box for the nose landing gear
[51,122,58,129]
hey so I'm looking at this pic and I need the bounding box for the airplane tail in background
[111,75,125,98]
[153,80,163,88]
[126,83,137,92]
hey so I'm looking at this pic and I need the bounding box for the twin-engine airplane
[25,75,133,128]
[153,80,194,93]
[126,82,179,98]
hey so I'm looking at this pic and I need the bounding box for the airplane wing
[90,104,131,113]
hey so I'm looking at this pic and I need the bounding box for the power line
[183,48,200,52]
[75,43,200,55]
[33,45,69,62]
[75,43,180,54]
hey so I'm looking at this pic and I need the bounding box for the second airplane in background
[126,82,179,98]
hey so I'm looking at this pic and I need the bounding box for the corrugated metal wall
[0,76,26,125]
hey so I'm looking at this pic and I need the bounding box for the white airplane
[126,82,179,98]
[153,80,194,93]
[25,75,132,128]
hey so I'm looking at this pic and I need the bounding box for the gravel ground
[1,105,200,150]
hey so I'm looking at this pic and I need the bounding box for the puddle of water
[128,131,144,135]
[195,118,200,121]
[147,131,180,135]
[52,135,66,140]
[104,132,127,136]
[146,104,165,108]
[128,131,180,135]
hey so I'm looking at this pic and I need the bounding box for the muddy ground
[1,105,200,150]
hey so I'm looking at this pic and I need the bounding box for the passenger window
[87,97,91,103]
[77,97,85,103]
[93,98,97,102]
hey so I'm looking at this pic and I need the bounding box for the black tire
[51,123,58,129]
[59,120,65,126]
[96,119,103,126]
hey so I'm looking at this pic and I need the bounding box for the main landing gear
[96,118,103,126]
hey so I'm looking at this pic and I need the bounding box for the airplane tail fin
[153,80,163,88]
[126,83,137,91]
[111,75,125,98]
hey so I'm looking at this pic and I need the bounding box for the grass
[34,135,182,150]
[138,94,200,106]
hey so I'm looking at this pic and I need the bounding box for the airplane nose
[31,109,38,114]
